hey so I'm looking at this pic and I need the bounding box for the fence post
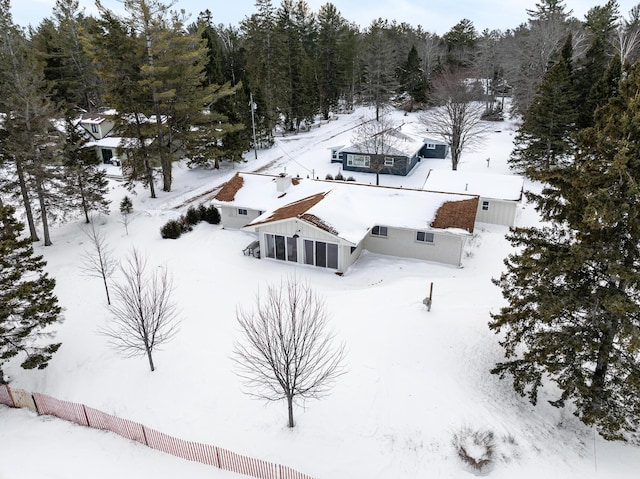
[142,425,149,446]
[82,404,90,427]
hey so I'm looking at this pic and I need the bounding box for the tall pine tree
[491,63,640,440]
[509,33,577,176]
[0,203,62,384]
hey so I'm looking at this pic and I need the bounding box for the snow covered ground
[2,105,640,478]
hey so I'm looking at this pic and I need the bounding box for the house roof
[78,113,109,125]
[424,169,524,202]
[214,172,478,244]
[341,127,427,158]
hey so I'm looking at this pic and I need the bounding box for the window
[265,234,297,262]
[286,236,297,262]
[238,208,248,216]
[303,240,338,269]
[482,201,489,211]
[384,157,394,166]
[416,231,435,243]
[371,226,388,237]
[346,154,370,167]
[426,143,436,149]
[350,246,357,255]
[91,124,99,134]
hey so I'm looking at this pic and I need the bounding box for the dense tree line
[1,0,638,215]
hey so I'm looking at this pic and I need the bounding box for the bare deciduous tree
[232,277,346,428]
[80,219,117,305]
[102,248,180,372]
[351,113,401,185]
[420,68,489,170]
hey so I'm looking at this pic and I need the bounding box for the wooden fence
[0,384,314,479]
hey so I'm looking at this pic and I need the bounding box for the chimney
[276,173,292,193]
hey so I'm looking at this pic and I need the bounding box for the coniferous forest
[2,0,640,442]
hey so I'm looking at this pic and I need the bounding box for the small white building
[213,172,479,274]
[423,169,524,227]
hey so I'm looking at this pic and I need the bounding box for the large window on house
[303,240,338,269]
[346,154,370,167]
[265,234,297,262]
[371,225,388,237]
[482,201,489,211]
[416,231,435,244]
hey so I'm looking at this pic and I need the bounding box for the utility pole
[249,92,258,160]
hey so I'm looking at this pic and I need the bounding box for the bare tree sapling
[102,248,180,371]
[80,218,117,305]
[232,276,346,428]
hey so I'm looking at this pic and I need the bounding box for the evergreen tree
[509,33,577,176]
[87,6,157,197]
[491,63,640,440]
[0,2,63,246]
[241,0,280,144]
[61,118,110,223]
[442,18,478,68]
[361,18,398,121]
[397,44,428,110]
[574,1,619,129]
[32,0,102,112]
[0,203,62,384]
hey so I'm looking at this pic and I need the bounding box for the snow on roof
[215,172,478,244]
[84,136,149,148]
[339,124,438,159]
[424,169,524,201]
[78,113,109,125]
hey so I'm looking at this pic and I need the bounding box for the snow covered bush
[184,206,202,225]
[160,220,184,239]
[452,426,495,474]
[200,205,220,224]
[325,173,334,180]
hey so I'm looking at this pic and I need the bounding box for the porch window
[303,240,338,269]
[265,234,297,262]
[371,225,388,237]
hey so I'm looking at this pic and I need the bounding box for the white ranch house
[423,169,525,227]
[213,172,479,274]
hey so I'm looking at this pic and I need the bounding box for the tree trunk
[161,155,172,192]
[35,176,52,247]
[103,275,111,306]
[15,158,39,242]
[589,315,618,418]
[146,347,155,372]
[79,176,90,224]
[145,159,156,199]
[287,395,295,428]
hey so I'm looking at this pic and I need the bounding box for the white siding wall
[364,227,467,266]
[220,206,262,229]
[476,199,518,227]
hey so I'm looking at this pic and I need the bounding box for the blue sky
[12,1,640,34]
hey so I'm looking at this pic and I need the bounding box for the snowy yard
[2,106,640,478]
